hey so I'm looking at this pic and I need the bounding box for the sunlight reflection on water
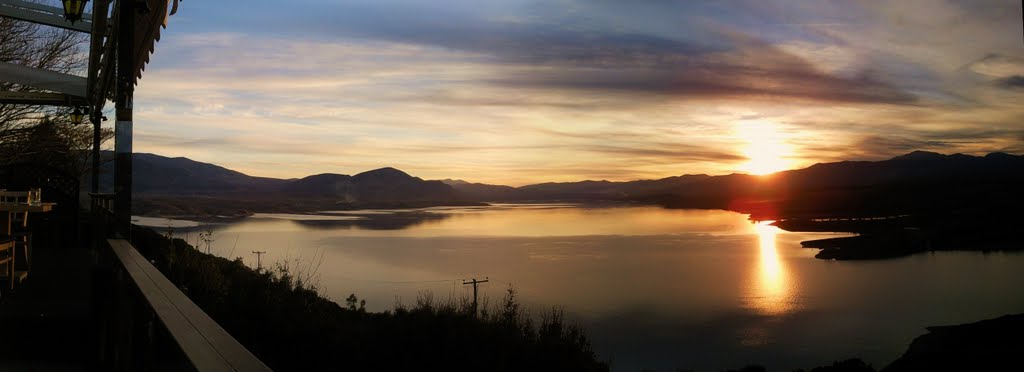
[739,220,796,346]
[751,220,793,316]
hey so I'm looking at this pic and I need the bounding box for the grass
[128,226,609,372]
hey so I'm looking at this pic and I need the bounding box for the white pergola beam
[0,61,87,97]
[0,0,92,33]
[0,91,86,106]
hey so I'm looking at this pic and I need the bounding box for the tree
[0,16,112,180]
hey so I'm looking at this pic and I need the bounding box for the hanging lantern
[61,0,89,24]
[70,107,85,125]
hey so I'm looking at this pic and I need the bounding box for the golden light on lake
[749,220,793,316]
[735,120,794,175]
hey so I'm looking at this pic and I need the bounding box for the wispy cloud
[487,42,917,104]
[127,0,1024,184]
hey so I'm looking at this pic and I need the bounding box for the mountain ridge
[107,151,1023,218]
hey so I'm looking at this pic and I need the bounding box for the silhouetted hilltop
[888,150,946,161]
[732,151,1024,218]
[448,151,1024,219]
[92,153,475,215]
[347,167,457,203]
[280,173,352,198]
[777,151,1023,191]
[98,152,285,195]
[442,179,519,201]
[448,174,717,202]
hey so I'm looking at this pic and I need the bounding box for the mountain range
[99,151,1024,218]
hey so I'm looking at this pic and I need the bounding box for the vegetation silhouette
[129,226,609,372]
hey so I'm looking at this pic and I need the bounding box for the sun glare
[735,120,794,175]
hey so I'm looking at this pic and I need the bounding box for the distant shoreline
[776,215,1023,260]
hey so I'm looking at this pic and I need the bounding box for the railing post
[90,193,115,249]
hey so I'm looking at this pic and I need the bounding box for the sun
[734,120,795,175]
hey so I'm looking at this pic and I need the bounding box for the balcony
[0,193,271,371]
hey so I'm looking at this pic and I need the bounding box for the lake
[135,204,1024,371]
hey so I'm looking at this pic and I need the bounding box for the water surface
[138,205,1024,371]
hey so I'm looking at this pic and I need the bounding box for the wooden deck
[0,207,271,371]
[0,233,95,370]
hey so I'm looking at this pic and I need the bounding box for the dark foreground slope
[129,226,608,372]
[883,314,1024,372]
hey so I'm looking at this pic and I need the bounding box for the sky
[119,0,1024,185]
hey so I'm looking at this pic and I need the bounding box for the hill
[90,153,477,216]
[279,167,459,205]
[131,153,286,195]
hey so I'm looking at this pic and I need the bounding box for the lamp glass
[70,108,84,125]
[62,0,87,23]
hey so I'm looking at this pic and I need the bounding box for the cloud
[854,135,954,155]
[488,45,917,104]
[968,54,1024,90]
[239,0,919,105]
[969,54,1024,78]
[575,144,746,162]
[996,76,1024,89]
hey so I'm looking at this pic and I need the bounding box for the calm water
[137,205,1024,371]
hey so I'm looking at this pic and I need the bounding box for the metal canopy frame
[0,91,87,106]
[0,61,87,97]
[0,0,93,32]
[0,0,98,107]
[0,0,177,110]
[2,0,181,231]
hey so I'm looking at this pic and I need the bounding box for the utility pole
[462,277,489,316]
[252,251,267,271]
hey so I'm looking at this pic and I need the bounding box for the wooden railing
[90,195,271,371]
[100,239,272,371]
[89,192,116,244]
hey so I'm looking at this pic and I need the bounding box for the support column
[114,0,134,236]
[91,113,101,194]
